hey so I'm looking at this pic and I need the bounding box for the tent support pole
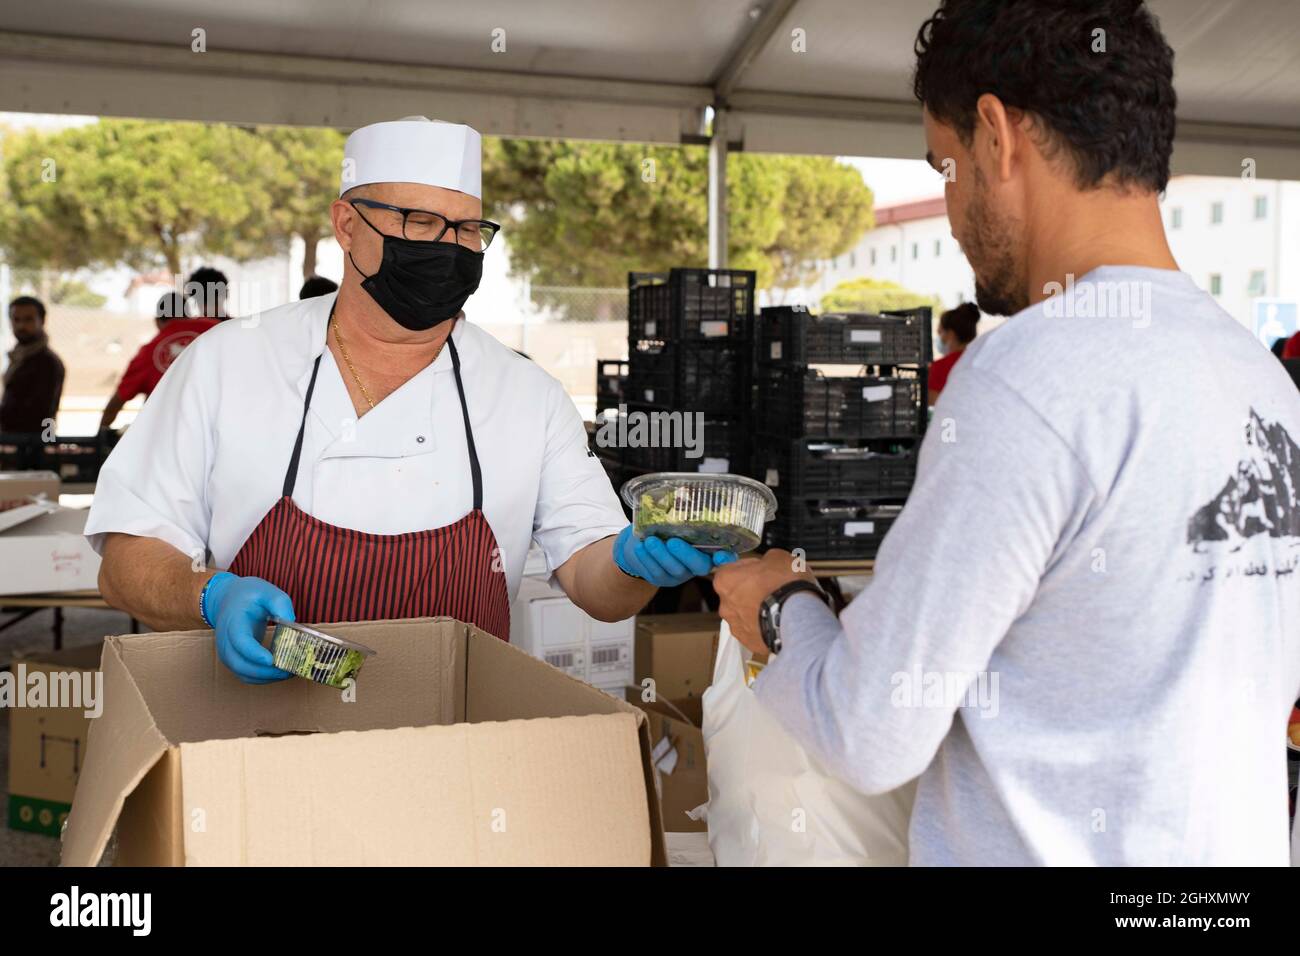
[709,107,729,269]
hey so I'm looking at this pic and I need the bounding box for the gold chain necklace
[332,316,451,412]
[332,317,376,410]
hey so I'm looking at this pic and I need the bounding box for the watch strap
[759,579,830,654]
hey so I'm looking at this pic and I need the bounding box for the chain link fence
[528,286,627,324]
[4,275,635,426]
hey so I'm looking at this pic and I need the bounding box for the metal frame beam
[1,29,1298,176]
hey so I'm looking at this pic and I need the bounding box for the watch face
[759,597,782,654]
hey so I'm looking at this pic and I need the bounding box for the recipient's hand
[613,525,736,588]
[203,572,295,684]
[713,549,818,654]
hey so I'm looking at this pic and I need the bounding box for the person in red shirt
[99,292,218,430]
[928,302,981,405]
[1281,330,1300,359]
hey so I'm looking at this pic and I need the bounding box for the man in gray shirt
[715,0,1300,865]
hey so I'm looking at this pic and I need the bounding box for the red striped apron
[229,314,510,639]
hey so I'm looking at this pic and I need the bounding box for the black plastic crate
[757,366,923,439]
[755,437,918,499]
[759,306,931,366]
[628,268,756,345]
[0,432,120,483]
[606,403,746,474]
[595,358,628,415]
[627,342,750,416]
[764,500,902,560]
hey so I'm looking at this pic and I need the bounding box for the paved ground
[0,604,137,867]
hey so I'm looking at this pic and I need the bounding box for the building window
[933,239,942,256]
[1209,274,1222,296]
[1254,196,1268,220]
[1210,201,1223,225]
[870,248,877,266]
[1171,207,1182,229]
[890,245,897,263]
[910,242,918,260]
[1248,270,1267,297]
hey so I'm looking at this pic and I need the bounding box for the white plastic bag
[701,621,916,866]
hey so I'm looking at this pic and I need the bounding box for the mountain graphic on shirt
[1186,408,1300,550]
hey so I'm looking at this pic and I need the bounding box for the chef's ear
[330,197,359,253]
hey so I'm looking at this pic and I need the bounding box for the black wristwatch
[758,580,831,654]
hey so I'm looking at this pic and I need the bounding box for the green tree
[482,139,873,298]
[253,125,347,279]
[0,119,287,277]
[820,277,943,314]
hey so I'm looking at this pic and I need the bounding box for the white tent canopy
[2,0,1299,263]
[1,0,1299,172]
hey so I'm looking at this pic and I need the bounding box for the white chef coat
[84,293,628,600]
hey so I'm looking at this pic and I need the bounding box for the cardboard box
[0,505,100,596]
[61,617,667,866]
[0,470,60,512]
[634,612,721,700]
[623,688,707,833]
[6,641,104,836]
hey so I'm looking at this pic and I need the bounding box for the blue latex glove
[613,525,737,588]
[202,572,296,684]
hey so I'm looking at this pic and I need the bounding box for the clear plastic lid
[620,472,777,520]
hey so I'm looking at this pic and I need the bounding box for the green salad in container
[621,472,776,554]
[268,619,377,688]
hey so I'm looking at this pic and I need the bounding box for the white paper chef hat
[339,116,482,199]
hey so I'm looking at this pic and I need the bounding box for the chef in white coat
[86,117,733,682]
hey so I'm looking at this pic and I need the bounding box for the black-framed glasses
[349,198,500,252]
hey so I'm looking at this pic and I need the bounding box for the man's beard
[963,170,1027,317]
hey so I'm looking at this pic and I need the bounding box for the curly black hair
[913,0,1177,192]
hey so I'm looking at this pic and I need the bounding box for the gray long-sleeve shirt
[755,267,1300,865]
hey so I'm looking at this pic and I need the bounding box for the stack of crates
[600,268,756,481]
[753,306,931,560]
[591,357,630,489]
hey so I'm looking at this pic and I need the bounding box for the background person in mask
[927,301,980,404]
[86,116,726,683]
[98,291,218,431]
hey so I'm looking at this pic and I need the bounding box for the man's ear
[330,199,356,254]
[973,93,1018,183]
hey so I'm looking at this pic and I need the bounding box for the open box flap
[179,714,651,865]
[61,638,170,866]
[104,619,462,745]
[463,624,668,865]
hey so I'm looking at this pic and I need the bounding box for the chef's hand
[202,572,295,684]
[713,549,818,654]
[613,525,736,588]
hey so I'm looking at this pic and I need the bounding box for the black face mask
[349,213,483,331]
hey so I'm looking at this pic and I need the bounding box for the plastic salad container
[620,472,777,554]
[268,619,377,688]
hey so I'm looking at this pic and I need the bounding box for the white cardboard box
[0,506,100,596]
[510,574,634,693]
